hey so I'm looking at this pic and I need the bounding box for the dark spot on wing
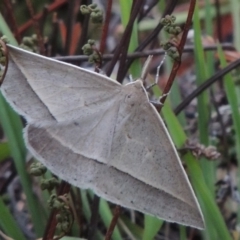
[74,122,79,126]
[127,134,132,139]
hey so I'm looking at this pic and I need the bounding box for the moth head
[123,79,148,106]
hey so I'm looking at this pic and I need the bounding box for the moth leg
[159,92,170,101]
[146,53,167,91]
[150,100,163,107]
[150,92,170,107]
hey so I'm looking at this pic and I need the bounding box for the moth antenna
[146,52,167,91]
[129,74,133,83]
[141,55,153,81]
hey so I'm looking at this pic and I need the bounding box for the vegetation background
[0,0,240,239]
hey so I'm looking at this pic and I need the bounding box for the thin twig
[38,6,49,36]
[87,1,113,236]
[174,57,240,114]
[105,1,143,77]
[210,88,228,158]
[25,0,45,54]
[215,0,223,42]
[42,182,71,240]
[116,1,145,82]
[18,0,67,34]
[88,195,100,240]
[50,13,59,56]
[78,0,91,56]
[105,206,121,240]
[99,0,112,54]
[64,0,79,55]
[0,230,13,240]
[3,0,21,42]
[55,43,235,62]
[138,0,159,22]
[93,0,113,71]
[0,39,9,86]
[159,0,196,109]
[121,0,178,81]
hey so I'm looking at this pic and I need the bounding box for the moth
[1,45,204,229]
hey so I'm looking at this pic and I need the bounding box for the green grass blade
[142,215,163,240]
[139,3,231,32]
[193,1,215,195]
[61,237,89,240]
[161,100,232,240]
[193,3,209,150]
[180,226,187,240]
[120,215,143,239]
[119,2,163,237]
[0,142,10,162]
[119,0,141,78]
[80,190,92,222]
[230,0,240,50]
[217,44,240,226]
[217,44,240,163]
[0,196,26,240]
[0,13,18,45]
[99,199,122,240]
[0,95,44,237]
[80,190,104,240]
[204,0,216,77]
[87,191,121,239]
[0,15,45,236]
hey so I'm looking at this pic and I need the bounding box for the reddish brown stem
[105,1,143,78]
[105,205,121,240]
[99,0,112,54]
[18,0,67,34]
[159,0,196,109]
[0,40,9,86]
[42,182,71,240]
[3,0,21,42]
[80,2,114,235]
[25,0,45,54]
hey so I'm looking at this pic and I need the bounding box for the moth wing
[40,95,122,160]
[1,45,121,123]
[111,101,199,207]
[26,123,204,229]
[2,45,204,227]
[40,82,204,227]
[110,97,204,226]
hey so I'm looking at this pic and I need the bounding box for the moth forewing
[1,45,204,229]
